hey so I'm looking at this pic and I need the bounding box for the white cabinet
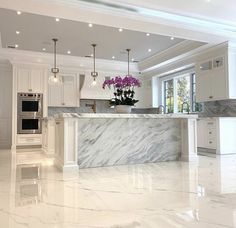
[17,67,44,93]
[197,117,236,154]
[48,73,79,107]
[196,44,236,102]
[17,134,42,146]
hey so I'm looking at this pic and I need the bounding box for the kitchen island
[54,113,198,171]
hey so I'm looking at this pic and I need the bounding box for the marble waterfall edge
[77,118,182,168]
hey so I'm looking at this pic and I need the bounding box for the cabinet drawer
[207,129,216,138]
[206,139,216,149]
[17,134,42,145]
[206,121,216,128]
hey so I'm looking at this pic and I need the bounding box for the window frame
[160,69,197,113]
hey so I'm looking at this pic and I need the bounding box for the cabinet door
[62,75,77,107]
[48,84,63,107]
[196,72,212,102]
[17,68,30,92]
[197,119,206,148]
[211,68,228,100]
[30,69,44,93]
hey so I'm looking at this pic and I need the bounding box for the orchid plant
[103,75,141,106]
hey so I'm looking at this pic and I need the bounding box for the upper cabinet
[48,72,80,107]
[196,44,236,102]
[17,67,45,93]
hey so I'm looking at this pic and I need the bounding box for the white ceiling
[83,0,236,26]
[0,7,192,62]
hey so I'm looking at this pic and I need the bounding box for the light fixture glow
[119,28,123,32]
[112,56,115,59]
[148,48,152,52]
[91,54,94,57]
[146,33,150,36]
[42,48,46,51]
[91,78,97,87]
[16,31,20,35]
[131,58,135,62]
[171,36,175,40]
[88,23,93,27]
[67,50,71,54]
[55,18,60,22]
[15,44,19,48]
[17,11,22,15]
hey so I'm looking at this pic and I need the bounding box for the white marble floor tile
[0,150,236,227]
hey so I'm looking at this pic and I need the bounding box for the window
[162,72,202,113]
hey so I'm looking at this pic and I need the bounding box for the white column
[181,118,198,162]
[54,117,79,171]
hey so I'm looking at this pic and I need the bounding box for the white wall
[0,60,12,149]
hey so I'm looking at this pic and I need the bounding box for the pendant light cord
[92,44,96,73]
[126,49,131,75]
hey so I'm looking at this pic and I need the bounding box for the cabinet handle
[209,132,212,134]
[29,89,32,92]
[62,102,65,105]
[209,141,212,144]
[56,122,60,125]
[209,96,213,99]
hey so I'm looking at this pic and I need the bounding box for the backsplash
[201,100,236,117]
[48,99,159,116]
[48,99,114,116]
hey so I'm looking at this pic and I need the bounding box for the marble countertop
[53,113,198,119]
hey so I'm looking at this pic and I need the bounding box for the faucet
[181,102,190,114]
[157,105,166,114]
[85,100,97,113]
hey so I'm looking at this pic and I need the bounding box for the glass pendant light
[49,38,62,84]
[91,44,98,87]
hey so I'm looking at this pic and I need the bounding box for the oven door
[18,96,42,117]
[17,117,42,134]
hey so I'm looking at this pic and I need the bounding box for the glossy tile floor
[0,150,236,228]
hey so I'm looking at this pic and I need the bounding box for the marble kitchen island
[54,113,198,171]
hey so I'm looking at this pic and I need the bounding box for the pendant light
[126,48,131,76]
[49,38,62,84]
[91,44,98,86]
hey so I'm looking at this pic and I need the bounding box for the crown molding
[138,40,206,72]
[0,48,138,73]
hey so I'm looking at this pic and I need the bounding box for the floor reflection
[0,150,235,227]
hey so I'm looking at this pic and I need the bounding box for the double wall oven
[17,93,43,134]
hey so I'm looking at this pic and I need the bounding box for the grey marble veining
[201,100,236,117]
[77,117,182,168]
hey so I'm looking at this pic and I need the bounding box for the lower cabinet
[42,119,55,156]
[197,117,236,154]
[17,134,42,146]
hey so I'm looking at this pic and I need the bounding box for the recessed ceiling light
[112,56,115,59]
[17,11,22,15]
[15,44,19,48]
[55,18,60,22]
[148,48,152,52]
[146,33,150,36]
[119,28,123,32]
[42,48,46,51]
[171,37,175,40]
[88,23,93,27]
[16,31,20,35]
[67,50,71,54]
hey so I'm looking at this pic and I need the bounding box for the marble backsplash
[48,99,159,116]
[200,100,236,117]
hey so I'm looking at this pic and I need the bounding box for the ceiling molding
[0,48,139,73]
[0,0,231,44]
[138,40,206,72]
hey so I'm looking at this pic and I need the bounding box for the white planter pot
[115,105,132,113]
